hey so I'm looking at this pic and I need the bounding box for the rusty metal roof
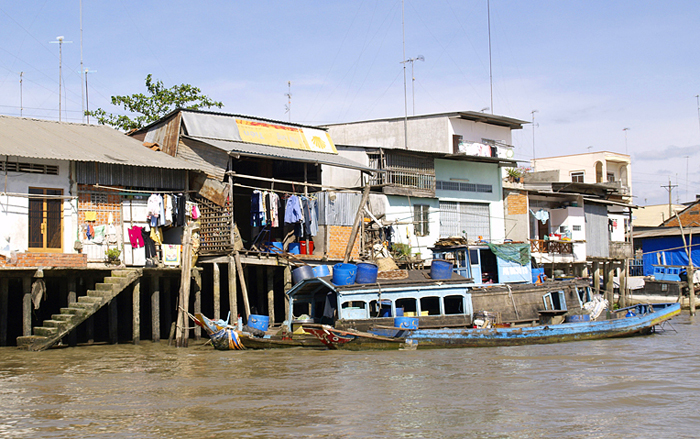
[0,116,196,170]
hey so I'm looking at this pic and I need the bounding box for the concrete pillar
[593,261,601,296]
[132,279,141,345]
[22,276,31,337]
[267,267,275,325]
[606,262,615,306]
[66,277,77,347]
[620,260,628,308]
[284,264,292,321]
[151,275,160,342]
[0,278,8,346]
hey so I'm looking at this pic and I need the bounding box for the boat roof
[286,270,474,298]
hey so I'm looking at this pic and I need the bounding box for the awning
[184,135,380,173]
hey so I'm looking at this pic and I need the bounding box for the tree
[86,74,224,131]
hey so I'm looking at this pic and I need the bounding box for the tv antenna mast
[84,69,97,123]
[50,36,72,121]
[19,72,24,117]
[284,81,292,122]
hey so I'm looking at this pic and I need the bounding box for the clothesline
[93,184,194,195]
[0,191,78,200]
[234,182,310,197]
[228,171,357,192]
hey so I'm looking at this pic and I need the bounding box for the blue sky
[1,1,699,206]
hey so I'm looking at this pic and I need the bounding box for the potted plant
[105,248,121,265]
[506,167,523,183]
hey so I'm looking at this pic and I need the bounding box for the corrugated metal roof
[184,135,379,173]
[634,226,700,239]
[0,116,196,170]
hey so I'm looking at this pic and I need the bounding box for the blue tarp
[641,236,700,276]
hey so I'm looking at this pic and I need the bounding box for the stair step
[87,289,112,298]
[17,335,48,349]
[95,283,115,292]
[112,269,135,278]
[52,314,75,321]
[104,277,126,285]
[60,307,85,315]
[43,320,67,328]
[34,326,58,336]
[78,296,102,304]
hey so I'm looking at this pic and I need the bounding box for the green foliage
[86,74,224,131]
[105,248,121,261]
[391,243,412,260]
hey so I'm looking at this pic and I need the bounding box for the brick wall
[326,225,360,260]
[0,252,87,268]
[506,191,528,215]
[77,184,122,228]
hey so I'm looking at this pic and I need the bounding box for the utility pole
[662,178,677,220]
[401,0,408,150]
[531,110,539,170]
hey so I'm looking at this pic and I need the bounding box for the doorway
[28,188,63,251]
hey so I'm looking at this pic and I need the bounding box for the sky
[1,1,699,206]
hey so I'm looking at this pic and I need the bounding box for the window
[607,172,615,183]
[341,301,368,319]
[0,161,58,175]
[444,295,465,315]
[542,291,567,311]
[576,287,592,306]
[436,180,492,194]
[573,225,582,232]
[440,201,491,240]
[420,297,441,316]
[396,298,417,316]
[413,204,430,236]
[571,172,584,183]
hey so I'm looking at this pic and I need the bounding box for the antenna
[622,127,630,154]
[50,36,72,121]
[531,110,539,170]
[401,0,408,149]
[284,81,292,122]
[80,0,85,123]
[402,55,424,116]
[84,69,96,123]
[487,0,493,114]
[19,72,23,117]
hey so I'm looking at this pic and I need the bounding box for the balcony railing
[368,170,436,191]
[530,239,573,255]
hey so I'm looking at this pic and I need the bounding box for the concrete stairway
[17,268,142,351]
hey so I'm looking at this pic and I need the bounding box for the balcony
[368,170,436,197]
[530,239,573,255]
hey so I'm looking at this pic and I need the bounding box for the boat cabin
[431,243,532,285]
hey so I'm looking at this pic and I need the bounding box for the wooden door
[28,188,63,252]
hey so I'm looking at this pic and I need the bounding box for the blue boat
[303,302,681,350]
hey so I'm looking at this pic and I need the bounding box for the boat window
[396,298,417,316]
[292,301,312,317]
[577,287,592,305]
[444,295,465,315]
[341,301,368,320]
[543,291,567,311]
[420,296,441,316]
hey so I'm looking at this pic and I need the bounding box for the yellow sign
[236,119,337,154]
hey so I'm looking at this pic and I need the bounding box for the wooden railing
[368,170,436,191]
[530,240,573,255]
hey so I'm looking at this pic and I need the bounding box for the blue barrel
[292,265,314,284]
[312,265,331,277]
[430,259,454,280]
[394,317,419,329]
[248,314,269,332]
[565,314,591,323]
[332,263,357,285]
[356,262,378,284]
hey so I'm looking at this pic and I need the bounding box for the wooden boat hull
[238,333,326,349]
[305,303,681,351]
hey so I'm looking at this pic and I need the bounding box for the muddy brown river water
[1,315,699,438]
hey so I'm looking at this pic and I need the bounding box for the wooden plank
[193,269,202,340]
[234,252,251,319]
[151,275,160,342]
[344,185,371,263]
[213,262,221,321]
[132,279,141,345]
[176,226,193,347]
[191,174,229,207]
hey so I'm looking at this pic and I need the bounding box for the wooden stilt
[267,267,275,325]
[151,275,160,342]
[213,262,221,321]
[228,256,238,322]
[620,259,628,308]
[284,264,292,321]
[0,278,8,346]
[22,276,31,337]
[176,226,193,347]
[67,277,77,347]
[234,252,251,319]
[593,261,601,296]
[193,269,202,340]
[606,262,615,306]
[132,278,141,345]
[108,298,118,344]
[343,185,371,263]
[162,277,172,334]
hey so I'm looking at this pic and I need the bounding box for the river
[1,314,699,439]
